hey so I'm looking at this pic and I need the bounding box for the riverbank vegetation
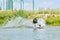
[0,9,60,26]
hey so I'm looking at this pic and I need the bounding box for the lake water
[0,27,60,40]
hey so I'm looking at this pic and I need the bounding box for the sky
[0,0,60,10]
[18,0,60,10]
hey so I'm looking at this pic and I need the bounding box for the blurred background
[0,0,60,40]
[0,0,60,26]
[0,0,60,10]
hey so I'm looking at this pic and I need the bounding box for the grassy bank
[0,9,60,26]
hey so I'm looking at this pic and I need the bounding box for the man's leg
[37,23,43,29]
[38,25,43,29]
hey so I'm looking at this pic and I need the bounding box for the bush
[0,19,5,25]
[46,17,60,26]
[0,9,60,26]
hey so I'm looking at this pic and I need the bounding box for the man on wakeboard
[33,17,43,30]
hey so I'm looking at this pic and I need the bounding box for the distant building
[0,0,13,10]
[0,0,34,10]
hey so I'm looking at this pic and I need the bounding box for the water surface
[0,27,60,40]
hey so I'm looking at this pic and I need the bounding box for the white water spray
[0,17,46,28]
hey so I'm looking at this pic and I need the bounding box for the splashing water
[0,17,46,28]
[38,18,46,27]
[0,17,60,40]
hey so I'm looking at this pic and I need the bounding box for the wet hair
[33,18,37,24]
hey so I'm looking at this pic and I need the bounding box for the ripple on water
[0,27,60,40]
